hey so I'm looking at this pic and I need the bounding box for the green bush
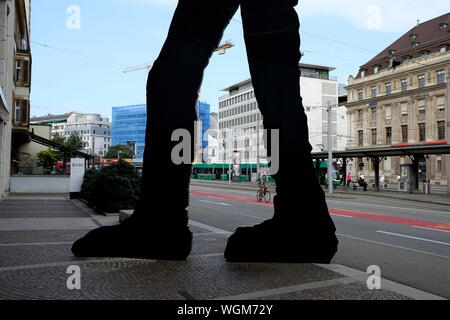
[80,160,141,213]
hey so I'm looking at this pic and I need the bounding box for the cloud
[296,0,447,32]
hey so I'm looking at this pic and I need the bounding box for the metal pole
[328,101,333,194]
[228,138,231,185]
[256,119,260,178]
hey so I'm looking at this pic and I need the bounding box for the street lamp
[118,150,122,160]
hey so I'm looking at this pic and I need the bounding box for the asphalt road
[187,184,450,299]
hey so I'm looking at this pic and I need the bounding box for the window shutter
[21,99,28,123]
[23,60,29,85]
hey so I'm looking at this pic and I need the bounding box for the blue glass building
[197,101,210,150]
[112,104,147,159]
[112,101,210,160]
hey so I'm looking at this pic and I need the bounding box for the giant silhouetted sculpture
[72,0,338,263]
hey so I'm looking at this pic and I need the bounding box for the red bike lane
[189,191,450,232]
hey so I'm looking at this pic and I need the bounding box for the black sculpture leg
[224,0,338,262]
[72,0,240,259]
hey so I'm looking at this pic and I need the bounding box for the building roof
[30,113,72,123]
[221,63,336,92]
[358,12,450,75]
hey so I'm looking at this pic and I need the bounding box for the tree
[37,148,59,174]
[80,160,141,213]
[51,133,83,174]
[104,144,134,159]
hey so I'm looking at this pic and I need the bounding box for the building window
[438,121,445,140]
[385,106,391,120]
[14,56,30,86]
[358,130,363,146]
[401,79,408,92]
[409,34,417,39]
[358,110,363,122]
[420,50,430,56]
[440,45,447,53]
[437,157,442,172]
[374,66,379,74]
[358,89,363,100]
[371,129,377,145]
[385,82,392,95]
[401,125,408,142]
[13,98,29,124]
[418,100,426,114]
[403,55,412,61]
[371,107,376,121]
[361,70,365,78]
[385,127,392,144]
[412,42,420,48]
[418,74,425,88]
[437,96,445,111]
[418,123,426,142]
[371,86,377,97]
[401,103,408,116]
[437,70,445,84]
[14,100,21,122]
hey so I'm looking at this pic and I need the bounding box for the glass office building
[112,101,210,160]
[198,101,210,150]
[112,104,147,159]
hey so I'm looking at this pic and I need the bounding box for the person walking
[380,174,385,190]
[72,0,338,263]
[346,172,351,188]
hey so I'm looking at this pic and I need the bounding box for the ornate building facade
[345,13,449,186]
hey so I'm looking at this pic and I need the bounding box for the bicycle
[256,185,271,203]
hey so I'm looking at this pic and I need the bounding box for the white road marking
[412,226,450,234]
[336,233,450,260]
[375,230,450,246]
[189,203,266,220]
[199,199,231,206]
[330,214,354,218]
[189,220,232,235]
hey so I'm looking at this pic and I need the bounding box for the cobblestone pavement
[0,195,444,300]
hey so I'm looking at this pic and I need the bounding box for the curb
[328,190,450,207]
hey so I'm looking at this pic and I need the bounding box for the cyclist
[258,172,269,198]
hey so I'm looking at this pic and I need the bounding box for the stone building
[0,0,31,198]
[345,13,449,186]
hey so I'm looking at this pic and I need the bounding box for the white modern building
[31,112,112,157]
[216,63,347,165]
[206,112,220,163]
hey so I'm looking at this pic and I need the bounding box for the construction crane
[123,61,154,73]
[122,40,234,73]
[214,40,234,55]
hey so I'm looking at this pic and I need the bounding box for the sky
[29,0,449,120]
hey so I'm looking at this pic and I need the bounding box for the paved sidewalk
[0,194,445,300]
